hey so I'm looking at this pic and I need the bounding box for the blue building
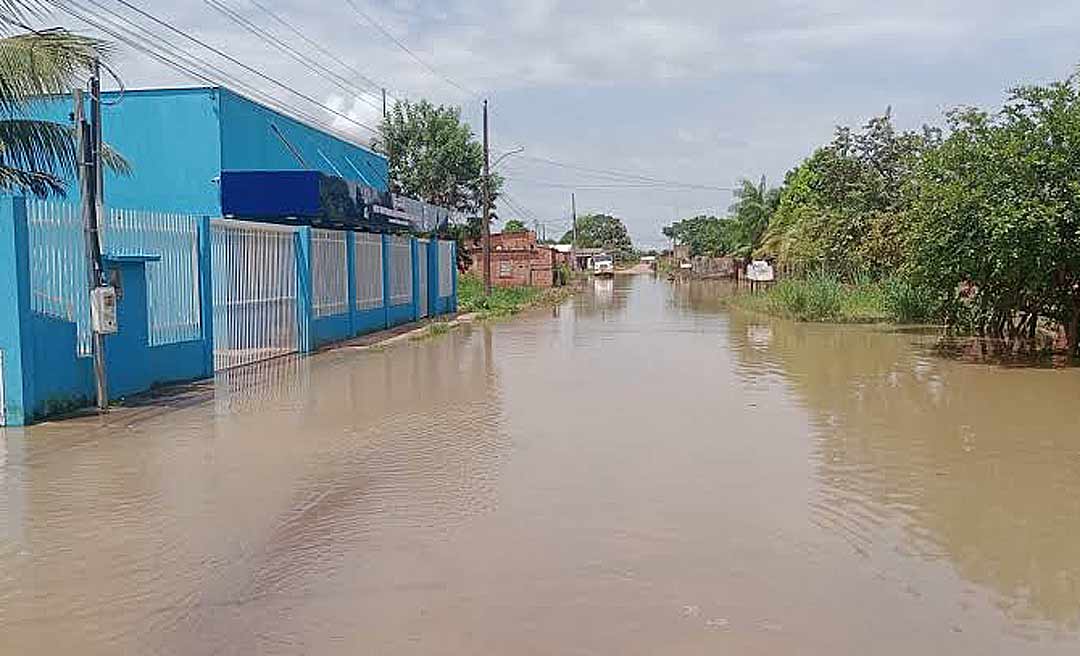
[0,87,457,426]
[34,86,390,214]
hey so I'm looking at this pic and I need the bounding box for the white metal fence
[388,235,412,306]
[311,228,348,318]
[354,232,383,310]
[417,239,429,318]
[103,208,201,346]
[438,240,454,298]
[210,219,298,371]
[26,199,202,356]
[26,200,91,354]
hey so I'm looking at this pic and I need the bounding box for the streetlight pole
[482,99,492,295]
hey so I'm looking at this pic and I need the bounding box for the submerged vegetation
[666,70,1080,355]
[734,274,940,324]
[458,274,573,320]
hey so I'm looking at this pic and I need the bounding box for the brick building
[466,230,558,288]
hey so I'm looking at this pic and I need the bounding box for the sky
[37,0,1080,249]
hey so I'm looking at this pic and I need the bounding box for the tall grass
[458,274,567,319]
[736,273,940,324]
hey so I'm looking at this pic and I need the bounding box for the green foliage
[737,273,940,324]
[458,274,573,319]
[729,176,780,256]
[0,25,127,197]
[502,218,527,233]
[377,99,501,214]
[905,75,1080,353]
[759,110,932,275]
[560,213,634,259]
[663,215,740,257]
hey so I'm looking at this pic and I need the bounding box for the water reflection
[0,329,509,654]
[725,310,1080,632]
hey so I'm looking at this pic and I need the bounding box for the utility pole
[78,62,108,411]
[381,88,387,119]
[482,99,492,294]
[571,192,577,271]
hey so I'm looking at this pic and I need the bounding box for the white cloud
[39,0,1080,246]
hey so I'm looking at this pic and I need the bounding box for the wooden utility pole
[482,99,492,294]
[571,192,577,270]
[381,88,387,119]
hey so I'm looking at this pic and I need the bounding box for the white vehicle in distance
[592,253,615,277]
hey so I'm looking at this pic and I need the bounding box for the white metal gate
[417,239,429,318]
[210,219,299,371]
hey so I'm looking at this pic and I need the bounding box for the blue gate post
[346,230,357,336]
[381,233,391,329]
[410,237,421,321]
[197,216,215,375]
[296,226,314,353]
[427,239,438,317]
[0,197,34,426]
[450,241,458,312]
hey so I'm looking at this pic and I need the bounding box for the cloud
[41,0,1080,247]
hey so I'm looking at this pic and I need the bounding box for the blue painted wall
[218,89,388,189]
[25,87,387,217]
[29,88,223,214]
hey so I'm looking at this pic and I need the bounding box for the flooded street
[2,274,1080,654]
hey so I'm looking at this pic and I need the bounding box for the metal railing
[417,239,429,318]
[27,200,202,355]
[210,219,299,371]
[311,228,348,318]
[26,199,91,355]
[438,240,454,298]
[354,232,383,310]
[103,208,201,346]
[388,235,412,306]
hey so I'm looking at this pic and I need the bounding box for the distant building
[573,247,606,271]
[465,230,558,287]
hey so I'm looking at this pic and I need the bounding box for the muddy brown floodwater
[2,275,1080,654]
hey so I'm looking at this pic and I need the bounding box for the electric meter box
[90,286,118,335]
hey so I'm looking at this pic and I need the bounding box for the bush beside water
[736,273,940,324]
[458,274,571,319]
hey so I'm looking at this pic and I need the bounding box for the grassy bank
[732,274,939,324]
[458,274,575,319]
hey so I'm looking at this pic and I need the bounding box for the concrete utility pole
[77,62,108,411]
[571,192,577,270]
[482,99,492,294]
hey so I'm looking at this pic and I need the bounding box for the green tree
[376,99,501,214]
[759,110,932,276]
[662,215,739,257]
[729,176,780,257]
[502,218,527,233]
[560,213,633,259]
[0,10,127,196]
[906,74,1080,354]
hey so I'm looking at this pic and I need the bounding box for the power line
[503,177,734,192]
[53,0,377,149]
[102,0,379,135]
[510,154,733,192]
[244,0,394,101]
[202,0,383,113]
[342,0,480,100]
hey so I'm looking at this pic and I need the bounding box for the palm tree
[1,4,126,196]
[729,176,780,257]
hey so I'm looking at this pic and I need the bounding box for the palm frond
[0,28,110,114]
[0,117,131,196]
[0,117,77,177]
[0,162,66,197]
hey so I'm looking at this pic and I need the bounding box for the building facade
[465,231,558,288]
